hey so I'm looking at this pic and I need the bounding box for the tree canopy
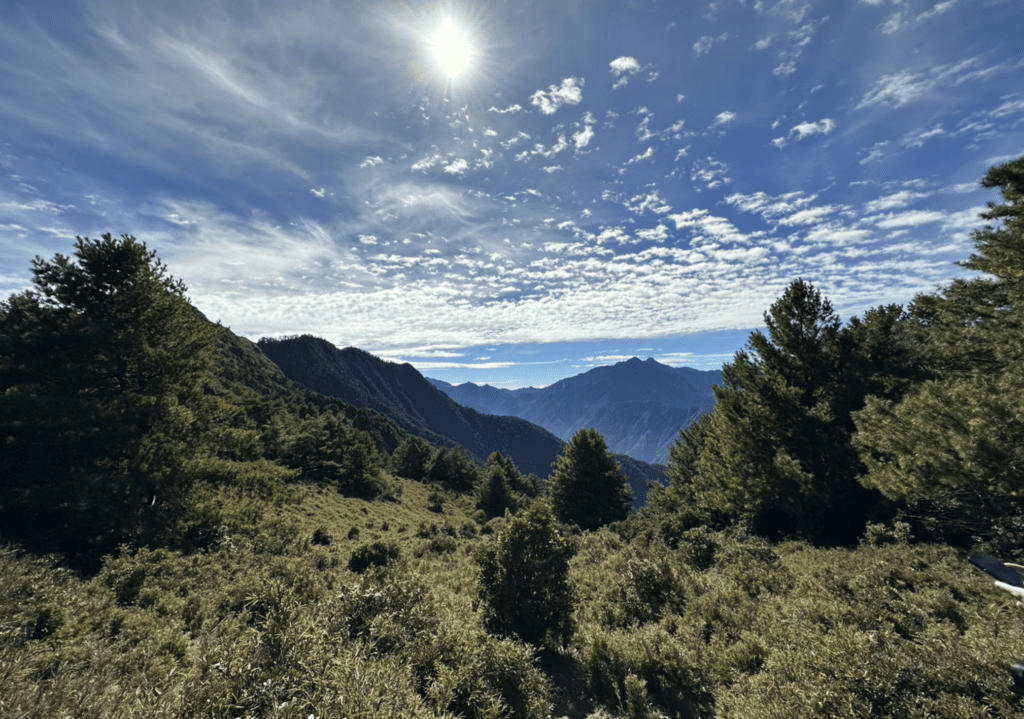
[547,428,633,531]
[0,234,294,562]
[687,279,912,543]
[854,157,1024,504]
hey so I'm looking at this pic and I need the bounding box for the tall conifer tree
[692,279,881,542]
[855,157,1024,503]
[0,234,294,559]
[547,428,632,531]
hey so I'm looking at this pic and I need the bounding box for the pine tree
[337,427,383,495]
[692,279,884,542]
[477,463,516,518]
[388,435,436,481]
[0,234,294,560]
[854,156,1024,504]
[424,446,480,492]
[547,428,632,531]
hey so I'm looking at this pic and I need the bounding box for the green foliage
[626,413,724,547]
[348,540,401,573]
[389,434,437,482]
[425,445,481,492]
[0,234,295,563]
[854,157,1024,545]
[548,428,633,531]
[476,501,576,648]
[265,411,384,497]
[690,279,898,544]
[478,462,517,519]
[487,451,540,499]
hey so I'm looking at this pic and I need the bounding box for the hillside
[428,357,721,464]
[256,335,668,503]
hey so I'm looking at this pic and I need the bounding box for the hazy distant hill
[256,336,668,504]
[428,358,722,464]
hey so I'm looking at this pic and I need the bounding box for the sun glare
[429,18,474,80]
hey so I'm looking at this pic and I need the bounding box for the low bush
[348,540,401,574]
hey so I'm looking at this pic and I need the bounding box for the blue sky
[1,0,1022,388]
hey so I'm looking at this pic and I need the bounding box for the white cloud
[690,157,731,189]
[488,104,523,114]
[635,224,670,242]
[609,56,641,76]
[532,135,570,159]
[788,118,836,141]
[772,18,827,77]
[310,188,327,198]
[917,0,957,21]
[625,147,655,165]
[358,234,378,244]
[500,131,531,150]
[777,206,838,225]
[872,210,946,228]
[542,166,562,173]
[855,57,1016,112]
[710,111,738,128]
[483,128,497,137]
[530,77,584,115]
[411,153,442,172]
[359,156,384,168]
[573,124,595,149]
[693,36,714,56]
[856,71,932,109]
[990,98,1024,118]
[902,124,946,148]
[443,158,469,175]
[859,141,889,164]
[668,208,748,245]
[647,71,659,83]
[864,190,929,213]
[880,12,904,33]
[625,191,673,215]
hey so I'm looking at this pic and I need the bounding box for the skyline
[1,0,1022,388]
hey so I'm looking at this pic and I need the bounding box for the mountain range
[427,357,722,464]
[255,335,669,505]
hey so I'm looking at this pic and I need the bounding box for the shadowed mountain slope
[256,336,562,479]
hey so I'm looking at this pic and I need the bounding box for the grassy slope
[3,479,1024,719]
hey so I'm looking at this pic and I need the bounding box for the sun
[427,17,475,80]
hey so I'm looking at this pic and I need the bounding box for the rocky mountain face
[428,357,722,464]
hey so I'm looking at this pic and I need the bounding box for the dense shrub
[347,540,401,574]
[476,501,576,648]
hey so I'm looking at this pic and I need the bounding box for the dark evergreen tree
[0,234,294,561]
[475,501,575,647]
[477,464,516,518]
[388,435,436,482]
[547,428,633,531]
[692,279,888,543]
[337,427,383,496]
[634,412,721,546]
[424,446,480,492]
[855,156,1024,504]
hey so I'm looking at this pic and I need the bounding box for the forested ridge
[2,157,1024,717]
